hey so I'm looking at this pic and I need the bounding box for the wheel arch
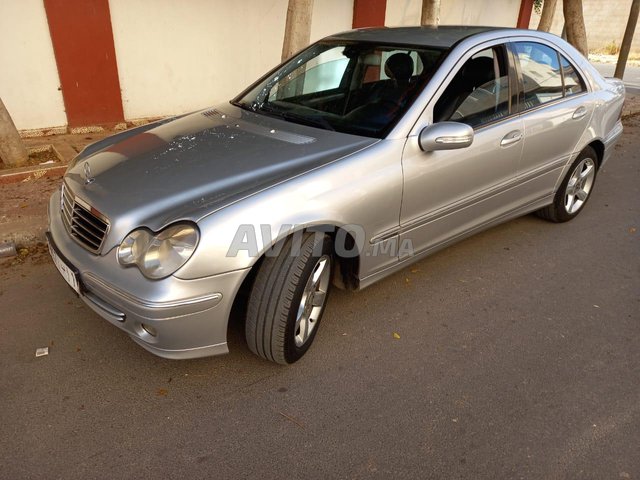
[586,139,605,168]
[244,222,361,290]
[308,223,361,291]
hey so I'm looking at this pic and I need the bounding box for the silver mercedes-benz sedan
[47,26,624,364]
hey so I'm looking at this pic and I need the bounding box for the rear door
[511,41,594,201]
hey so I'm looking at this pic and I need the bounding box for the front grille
[61,184,109,253]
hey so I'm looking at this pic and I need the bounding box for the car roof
[326,25,513,49]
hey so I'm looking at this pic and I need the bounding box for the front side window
[433,46,511,128]
[233,41,447,138]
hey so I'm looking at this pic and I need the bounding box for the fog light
[141,324,157,337]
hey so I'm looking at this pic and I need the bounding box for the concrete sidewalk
[1,93,640,250]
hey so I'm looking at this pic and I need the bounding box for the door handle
[572,106,588,120]
[500,130,523,147]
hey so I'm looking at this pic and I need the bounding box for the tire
[246,232,333,364]
[536,146,598,223]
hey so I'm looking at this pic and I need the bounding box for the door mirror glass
[419,122,474,152]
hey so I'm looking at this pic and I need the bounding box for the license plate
[46,232,81,295]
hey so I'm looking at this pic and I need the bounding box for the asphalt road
[1,117,639,480]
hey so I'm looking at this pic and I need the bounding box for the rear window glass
[560,54,586,96]
[515,42,564,108]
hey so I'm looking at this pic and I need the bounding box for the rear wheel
[246,232,332,364]
[537,146,598,223]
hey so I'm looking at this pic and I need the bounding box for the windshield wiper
[230,100,255,112]
[258,104,335,131]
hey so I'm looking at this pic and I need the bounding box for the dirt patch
[589,53,640,67]
[0,146,62,170]
[0,242,50,270]
[28,149,60,165]
[0,175,60,221]
[622,113,640,128]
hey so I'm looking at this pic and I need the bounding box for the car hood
[62,103,378,252]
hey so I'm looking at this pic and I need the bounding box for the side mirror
[418,122,474,152]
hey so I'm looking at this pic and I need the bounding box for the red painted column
[353,0,387,28]
[517,0,534,28]
[44,0,124,127]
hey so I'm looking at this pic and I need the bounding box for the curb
[0,225,48,248]
[1,144,67,185]
[0,163,67,185]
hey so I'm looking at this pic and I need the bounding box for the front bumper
[48,190,250,359]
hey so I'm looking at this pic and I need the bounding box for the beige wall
[311,0,355,41]
[109,0,353,121]
[385,0,521,27]
[1,0,539,132]
[0,0,67,131]
[528,0,640,53]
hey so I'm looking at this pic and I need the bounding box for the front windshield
[232,41,447,138]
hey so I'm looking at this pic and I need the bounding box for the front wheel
[537,146,598,223]
[246,232,332,364]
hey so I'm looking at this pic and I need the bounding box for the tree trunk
[563,0,588,56]
[0,98,28,168]
[281,0,314,62]
[537,0,558,31]
[614,0,640,79]
[421,0,440,26]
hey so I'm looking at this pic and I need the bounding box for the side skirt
[357,193,553,290]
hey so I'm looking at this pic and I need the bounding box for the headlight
[117,223,199,279]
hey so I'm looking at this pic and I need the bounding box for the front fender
[175,139,406,280]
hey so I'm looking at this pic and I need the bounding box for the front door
[400,43,524,257]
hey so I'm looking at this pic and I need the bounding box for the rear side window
[514,41,587,110]
[560,54,586,96]
[514,42,563,108]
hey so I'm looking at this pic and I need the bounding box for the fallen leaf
[410,269,419,273]
[278,411,305,429]
[393,332,401,339]
[629,227,637,234]
[156,388,168,396]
